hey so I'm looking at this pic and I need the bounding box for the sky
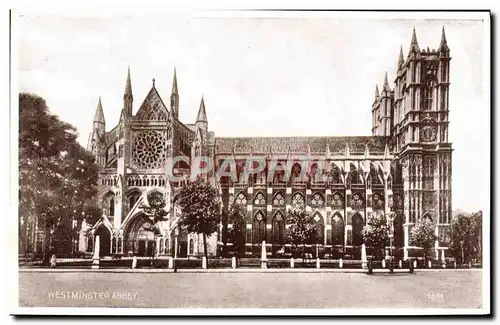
[16,12,489,213]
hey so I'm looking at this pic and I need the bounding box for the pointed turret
[374,84,380,102]
[383,72,390,92]
[170,68,179,120]
[364,144,370,160]
[397,46,405,70]
[93,97,105,125]
[123,66,133,116]
[439,26,450,53]
[172,67,178,94]
[196,96,208,123]
[408,27,420,54]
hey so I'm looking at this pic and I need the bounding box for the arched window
[234,193,247,205]
[311,193,325,206]
[189,239,194,255]
[109,197,115,216]
[272,211,285,245]
[291,193,305,209]
[423,78,436,111]
[312,213,324,244]
[272,192,285,206]
[331,214,344,246]
[253,192,266,206]
[129,192,141,210]
[253,212,266,244]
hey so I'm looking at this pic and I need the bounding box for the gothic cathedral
[80,28,452,261]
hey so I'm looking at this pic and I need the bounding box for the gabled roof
[135,86,169,121]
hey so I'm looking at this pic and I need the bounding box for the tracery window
[310,193,324,206]
[423,78,436,111]
[272,211,285,244]
[372,192,384,209]
[253,212,266,244]
[272,193,285,206]
[291,193,305,209]
[350,193,364,209]
[132,131,167,169]
[253,192,266,206]
[331,192,344,208]
[235,193,247,205]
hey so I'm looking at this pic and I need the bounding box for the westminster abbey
[80,27,453,261]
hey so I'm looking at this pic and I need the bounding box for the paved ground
[18,270,482,309]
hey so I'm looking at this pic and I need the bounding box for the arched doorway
[95,225,111,257]
[124,213,157,257]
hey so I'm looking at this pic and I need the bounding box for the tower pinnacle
[439,26,450,52]
[397,46,405,70]
[94,97,105,124]
[172,67,178,94]
[196,96,208,123]
[409,27,420,53]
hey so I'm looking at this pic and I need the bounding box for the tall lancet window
[423,78,436,111]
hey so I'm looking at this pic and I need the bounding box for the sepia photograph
[10,7,490,316]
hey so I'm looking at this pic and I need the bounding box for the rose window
[273,193,285,206]
[132,131,166,169]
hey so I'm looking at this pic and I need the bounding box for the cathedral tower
[391,27,452,257]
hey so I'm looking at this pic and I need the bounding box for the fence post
[339,258,343,269]
[231,256,236,269]
[202,256,207,269]
[316,257,320,269]
[290,258,294,268]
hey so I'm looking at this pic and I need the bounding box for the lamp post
[386,212,396,273]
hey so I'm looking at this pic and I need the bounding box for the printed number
[425,292,444,301]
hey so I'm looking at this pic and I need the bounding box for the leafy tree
[450,211,482,264]
[19,93,99,260]
[222,205,246,257]
[176,179,221,260]
[362,212,389,259]
[411,217,438,262]
[139,192,169,236]
[286,208,317,258]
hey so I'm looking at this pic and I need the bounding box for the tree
[19,93,99,260]
[411,217,438,262]
[139,192,169,236]
[362,212,389,259]
[450,211,482,265]
[176,179,221,260]
[286,208,317,258]
[222,205,246,258]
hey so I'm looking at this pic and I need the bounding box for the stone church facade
[80,28,452,260]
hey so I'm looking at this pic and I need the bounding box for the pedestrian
[50,254,56,268]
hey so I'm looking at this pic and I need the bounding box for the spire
[397,46,405,70]
[196,96,208,123]
[170,68,180,120]
[124,66,132,96]
[172,67,178,94]
[408,27,420,53]
[94,97,105,124]
[383,72,390,91]
[374,84,380,102]
[439,26,450,52]
[364,144,370,160]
